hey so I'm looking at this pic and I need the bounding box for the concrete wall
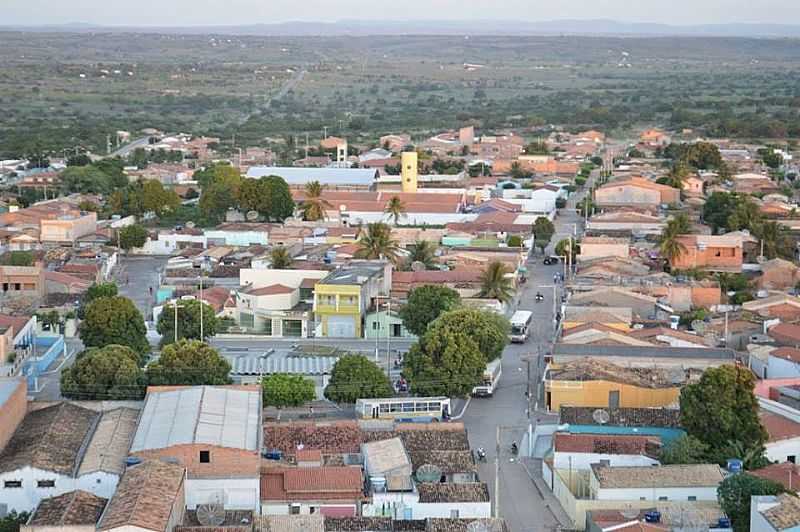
[0,466,76,513]
[132,444,260,481]
[261,501,357,516]
[767,355,800,379]
[594,486,719,502]
[40,213,97,243]
[595,186,660,207]
[206,230,269,247]
[578,242,630,262]
[552,452,659,470]
[239,269,327,288]
[765,437,800,463]
[75,471,120,500]
[546,379,680,411]
[186,477,259,511]
[0,378,27,451]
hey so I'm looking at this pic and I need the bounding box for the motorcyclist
[535,292,544,301]
[511,441,519,454]
[477,447,486,461]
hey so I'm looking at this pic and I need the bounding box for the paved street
[116,255,169,320]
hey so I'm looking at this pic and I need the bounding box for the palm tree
[354,223,401,263]
[754,220,793,259]
[270,246,293,269]
[384,196,406,226]
[301,181,331,221]
[659,215,690,266]
[407,240,437,269]
[478,261,514,303]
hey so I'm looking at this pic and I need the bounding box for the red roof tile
[752,462,800,492]
[760,412,800,443]
[553,433,659,455]
[770,323,800,345]
[772,347,800,364]
[246,284,295,296]
[260,467,363,501]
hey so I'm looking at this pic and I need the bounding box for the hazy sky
[3,0,799,26]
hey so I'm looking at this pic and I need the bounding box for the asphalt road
[116,255,169,321]
[108,136,152,158]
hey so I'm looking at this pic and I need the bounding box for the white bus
[472,358,502,397]
[355,397,451,421]
[510,310,533,343]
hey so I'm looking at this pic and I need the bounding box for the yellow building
[544,358,681,412]
[314,262,390,338]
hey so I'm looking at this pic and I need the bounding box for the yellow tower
[401,151,418,194]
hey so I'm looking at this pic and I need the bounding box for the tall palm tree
[301,181,331,221]
[407,240,437,269]
[354,223,401,263]
[384,196,406,226]
[659,215,690,266]
[478,261,514,303]
[270,246,293,269]
[754,220,792,259]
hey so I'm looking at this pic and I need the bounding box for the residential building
[568,288,657,321]
[759,401,800,464]
[75,408,139,499]
[0,316,36,378]
[0,402,99,513]
[746,295,800,321]
[129,385,262,510]
[594,178,680,208]
[246,167,378,190]
[769,323,800,348]
[751,494,800,532]
[364,307,415,339]
[563,307,633,332]
[639,129,671,147]
[206,223,271,247]
[0,377,26,452]
[586,211,666,237]
[751,462,800,492]
[549,432,661,470]
[390,269,483,300]
[590,464,723,502]
[260,466,365,516]
[758,259,800,291]
[97,460,186,532]
[682,176,705,196]
[314,262,391,338]
[0,265,45,298]
[670,235,745,272]
[234,284,311,337]
[23,490,107,532]
[40,211,97,245]
[577,237,630,262]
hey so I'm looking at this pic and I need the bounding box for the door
[609,390,620,409]
[327,316,356,338]
[372,406,379,419]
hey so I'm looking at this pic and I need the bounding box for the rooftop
[548,358,693,388]
[763,493,800,530]
[131,386,261,453]
[245,167,378,186]
[28,490,107,527]
[760,411,800,443]
[362,437,411,477]
[0,402,98,476]
[260,466,364,501]
[407,450,477,475]
[264,421,361,456]
[751,462,800,491]
[591,464,724,489]
[320,263,385,286]
[256,515,325,532]
[553,432,660,456]
[0,376,24,406]
[98,460,185,532]
[78,407,139,476]
[552,344,736,361]
[245,284,296,296]
[417,483,490,503]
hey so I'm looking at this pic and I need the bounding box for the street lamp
[173,301,185,344]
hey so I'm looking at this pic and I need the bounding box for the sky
[3,0,799,26]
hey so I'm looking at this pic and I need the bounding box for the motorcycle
[511,441,519,455]
[476,447,487,462]
[535,292,544,302]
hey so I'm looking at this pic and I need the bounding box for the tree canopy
[659,434,709,465]
[399,285,461,337]
[146,339,231,386]
[404,327,485,397]
[427,308,509,362]
[533,217,555,253]
[118,224,149,251]
[78,282,118,319]
[156,299,219,346]
[262,373,316,408]
[60,344,145,400]
[354,222,401,263]
[79,296,149,359]
[478,261,514,303]
[324,354,393,404]
[680,365,768,465]
[717,473,786,532]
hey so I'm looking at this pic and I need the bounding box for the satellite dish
[196,494,226,527]
[410,260,426,272]
[246,210,259,221]
[592,409,611,424]
[691,320,706,335]
[185,221,196,229]
[416,464,442,483]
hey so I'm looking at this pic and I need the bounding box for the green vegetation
[262,373,316,408]
[717,474,786,532]
[659,434,709,465]
[399,285,461,337]
[532,217,555,254]
[680,365,768,466]
[405,240,438,270]
[79,296,149,360]
[354,222,401,263]
[0,511,30,532]
[156,299,219,346]
[60,344,145,400]
[324,354,394,404]
[301,181,331,221]
[384,196,407,225]
[117,224,149,251]
[78,282,118,319]
[269,246,293,269]
[478,261,515,304]
[0,251,34,266]
[146,339,232,386]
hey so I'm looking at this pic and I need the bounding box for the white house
[134,230,207,255]
[766,348,800,379]
[589,464,724,503]
[759,398,800,464]
[234,283,312,337]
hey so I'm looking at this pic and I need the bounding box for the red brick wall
[0,379,27,452]
[133,444,260,479]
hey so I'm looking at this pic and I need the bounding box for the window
[688,496,697,501]
[37,480,55,488]
[373,321,379,330]
[290,504,300,515]
[789,456,797,464]
[240,312,254,329]
[639,497,646,501]
[658,496,668,501]
[4,480,22,488]
[450,510,460,518]
[199,450,210,463]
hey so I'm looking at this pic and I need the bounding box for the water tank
[718,517,732,529]
[644,511,661,523]
[370,477,387,493]
[124,457,142,467]
[726,459,743,473]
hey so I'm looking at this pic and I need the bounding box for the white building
[589,464,724,503]
[759,398,800,464]
[550,432,661,471]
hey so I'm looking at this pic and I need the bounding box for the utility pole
[386,299,392,378]
[494,425,501,518]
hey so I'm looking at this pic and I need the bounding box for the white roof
[245,166,377,186]
[131,386,260,452]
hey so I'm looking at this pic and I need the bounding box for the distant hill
[3,19,800,38]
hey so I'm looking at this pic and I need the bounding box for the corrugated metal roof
[245,166,377,186]
[553,344,736,360]
[226,355,338,376]
[131,386,260,452]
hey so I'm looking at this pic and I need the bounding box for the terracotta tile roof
[752,462,800,491]
[192,286,231,312]
[264,421,361,456]
[29,490,107,526]
[763,493,800,530]
[98,460,185,532]
[591,464,724,489]
[256,514,325,532]
[553,433,660,455]
[0,314,34,337]
[323,517,393,531]
[0,402,98,476]
[417,482,489,503]
[772,347,800,364]
[44,270,92,290]
[407,450,477,475]
[78,407,139,476]
[426,519,509,532]
[260,466,363,501]
[296,449,323,462]
[246,284,295,296]
[760,411,800,443]
[770,323,800,345]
